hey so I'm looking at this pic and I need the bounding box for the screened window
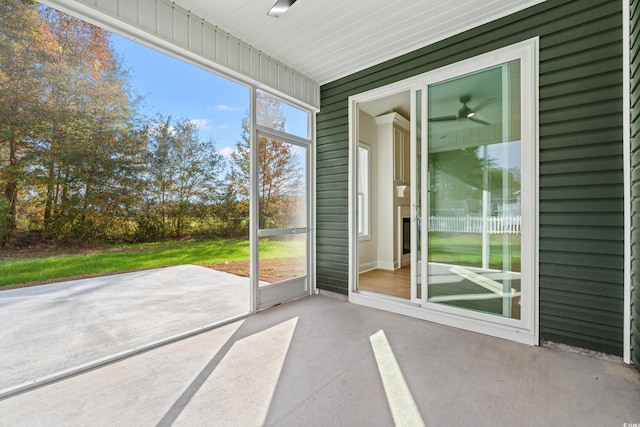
[256,89,309,139]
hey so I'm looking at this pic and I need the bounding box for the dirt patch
[203,257,306,283]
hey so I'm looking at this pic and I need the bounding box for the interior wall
[358,110,378,272]
[316,0,625,355]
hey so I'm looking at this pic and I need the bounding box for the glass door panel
[258,233,307,284]
[426,61,522,319]
[256,133,309,309]
[411,88,425,302]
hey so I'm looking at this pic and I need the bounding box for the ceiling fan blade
[469,116,491,125]
[429,115,457,122]
[471,98,495,113]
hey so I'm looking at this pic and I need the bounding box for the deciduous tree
[1,1,147,243]
[227,92,303,229]
[0,0,57,245]
[145,115,223,237]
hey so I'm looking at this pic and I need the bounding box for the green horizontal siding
[631,0,640,370]
[316,0,625,355]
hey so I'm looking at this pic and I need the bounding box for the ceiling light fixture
[458,104,474,119]
[267,0,297,17]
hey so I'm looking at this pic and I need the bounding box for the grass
[1,232,519,288]
[428,233,521,271]
[0,238,304,288]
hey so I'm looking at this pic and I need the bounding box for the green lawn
[428,233,521,271]
[0,238,304,288]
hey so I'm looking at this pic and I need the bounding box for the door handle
[412,204,421,222]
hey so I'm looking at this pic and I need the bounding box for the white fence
[428,215,521,234]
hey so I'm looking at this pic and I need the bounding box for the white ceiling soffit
[40,0,321,110]
[177,0,547,85]
[42,0,546,106]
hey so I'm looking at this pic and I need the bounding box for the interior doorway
[357,91,412,300]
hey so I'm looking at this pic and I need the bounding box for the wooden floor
[359,265,522,318]
[358,267,411,299]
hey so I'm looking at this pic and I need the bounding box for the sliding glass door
[409,43,536,333]
[351,39,537,343]
[422,61,522,319]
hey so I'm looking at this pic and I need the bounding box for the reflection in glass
[258,137,306,229]
[258,234,307,285]
[427,61,521,319]
[256,90,310,139]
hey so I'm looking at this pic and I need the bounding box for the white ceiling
[175,0,545,85]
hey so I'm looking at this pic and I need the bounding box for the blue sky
[109,34,309,156]
[109,34,250,157]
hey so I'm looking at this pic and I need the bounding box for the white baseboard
[359,261,378,274]
[377,261,395,271]
[360,260,401,273]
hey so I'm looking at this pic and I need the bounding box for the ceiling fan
[430,95,493,125]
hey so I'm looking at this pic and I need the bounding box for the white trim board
[623,0,632,365]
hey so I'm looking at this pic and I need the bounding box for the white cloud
[216,104,239,112]
[189,118,212,130]
[219,146,236,157]
[217,124,230,129]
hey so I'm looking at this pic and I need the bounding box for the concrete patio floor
[0,265,250,395]
[0,293,638,426]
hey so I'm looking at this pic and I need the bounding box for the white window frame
[358,142,371,240]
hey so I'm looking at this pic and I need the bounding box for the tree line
[0,0,303,246]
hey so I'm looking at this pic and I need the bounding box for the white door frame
[251,91,315,310]
[348,39,539,346]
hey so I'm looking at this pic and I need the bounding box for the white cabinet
[393,126,411,183]
[376,113,410,184]
[393,127,403,182]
